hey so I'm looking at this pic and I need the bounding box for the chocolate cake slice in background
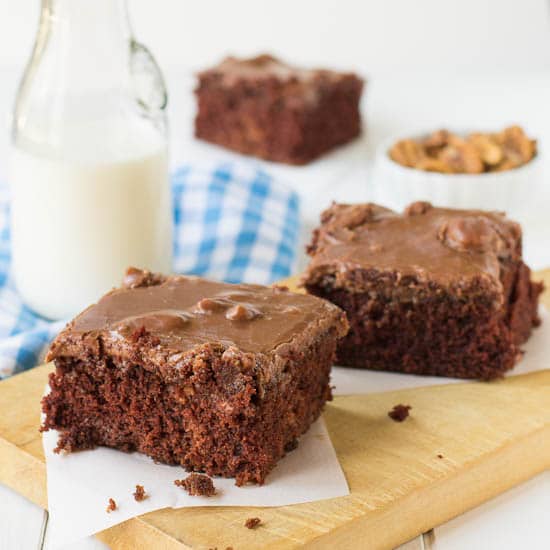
[302,201,543,379]
[41,269,348,485]
[194,54,364,165]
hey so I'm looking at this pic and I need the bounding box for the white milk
[10,134,173,320]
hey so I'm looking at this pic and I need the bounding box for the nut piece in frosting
[225,304,261,321]
[321,202,394,229]
[438,216,503,254]
[118,311,191,335]
[404,201,433,217]
[196,297,226,313]
[123,266,165,289]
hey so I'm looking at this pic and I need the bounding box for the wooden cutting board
[0,270,549,550]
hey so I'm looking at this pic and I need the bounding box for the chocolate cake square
[302,202,543,379]
[42,269,348,485]
[194,54,364,165]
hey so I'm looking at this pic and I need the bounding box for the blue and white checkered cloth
[0,162,300,379]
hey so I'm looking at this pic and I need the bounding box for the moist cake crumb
[388,404,412,422]
[175,473,216,497]
[245,517,262,529]
[106,498,117,513]
[133,484,147,501]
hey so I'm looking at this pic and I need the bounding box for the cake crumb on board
[245,517,262,529]
[388,404,412,422]
[106,498,117,513]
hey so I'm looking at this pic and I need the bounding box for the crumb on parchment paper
[175,473,216,496]
[133,484,147,501]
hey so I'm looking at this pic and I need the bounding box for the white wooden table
[0,70,548,549]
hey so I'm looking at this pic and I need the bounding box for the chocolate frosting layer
[304,202,522,289]
[64,274,342,354]
[201,54,348,85]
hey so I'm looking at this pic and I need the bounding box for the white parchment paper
[43,417,348,549]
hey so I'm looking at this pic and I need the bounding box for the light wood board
[0,271,548,550]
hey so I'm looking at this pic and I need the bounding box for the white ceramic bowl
[373,133,543,224]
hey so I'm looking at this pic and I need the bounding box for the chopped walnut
[437,139,484,174]
[389,126,536,173]
[468,133,503,166]
[496,125,537,168]
[423,129,451,152]
[389,139,425,168]
[416,157,452,173]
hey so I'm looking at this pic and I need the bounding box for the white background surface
[0,1,549,549]
[2,0,550,74]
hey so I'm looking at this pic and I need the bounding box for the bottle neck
[12,0,168,156]
[39,0,133,92]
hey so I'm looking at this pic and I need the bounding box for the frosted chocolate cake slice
[302,201,542,379]
[42,269,348,485]
[195,54,364,164]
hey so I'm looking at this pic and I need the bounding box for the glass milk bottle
[9,0,172,320]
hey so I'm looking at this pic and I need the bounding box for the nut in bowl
[373,126,542,225]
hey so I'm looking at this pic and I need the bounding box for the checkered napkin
[0,162,300,379]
